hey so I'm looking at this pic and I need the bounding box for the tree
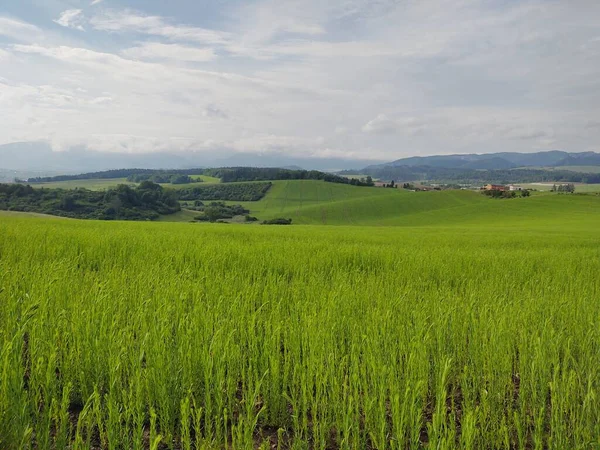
[59,195,76,211]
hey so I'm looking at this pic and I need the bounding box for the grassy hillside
[234,180,600,228]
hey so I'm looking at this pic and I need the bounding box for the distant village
[371,180,525,192]
[372,180,575,194]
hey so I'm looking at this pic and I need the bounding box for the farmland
[1,183,600,449]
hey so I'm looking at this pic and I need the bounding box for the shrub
[262,218,293,225]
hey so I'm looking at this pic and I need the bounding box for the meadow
[1,185,600,449]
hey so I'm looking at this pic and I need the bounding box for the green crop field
[1,183,600,449]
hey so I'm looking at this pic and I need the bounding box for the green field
[542,165,600,174]
[163,175,222,189]
[521,182,600,193]
[1,182,600,449]
[29,175,220,191]
[231,180,600,228]
[30,178,133,190]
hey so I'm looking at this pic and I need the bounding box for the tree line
[26,169,203,183]
[26,167,376,187]
[126,173,200,185]
[203,167,375,186]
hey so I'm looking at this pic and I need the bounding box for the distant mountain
[208,153,383,171]
[0,142,382,176]
[0,142,193,173]
[369,151,600,171]
[556,152,600,166]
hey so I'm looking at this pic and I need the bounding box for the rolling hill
[233,180,600,229]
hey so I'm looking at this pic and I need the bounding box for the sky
[0,0,599,162]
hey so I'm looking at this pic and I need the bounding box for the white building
[508,185,522,191]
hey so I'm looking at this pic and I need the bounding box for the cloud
[91,0,104,5]
[90,10,230,45]
[0,16,42,41]
[362,114,397,134]
[54,10,86,31]
[203,104,228,119]
[122,42,216,62]
[3,1,600,160]
[90,96,113,105]
[362,115,426,136]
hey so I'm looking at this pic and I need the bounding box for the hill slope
[239,180,600,228]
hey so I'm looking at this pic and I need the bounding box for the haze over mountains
[2,141,600,185]
[0,142,382,175]
[367,151,600,171]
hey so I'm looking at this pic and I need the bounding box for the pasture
[1,186,600,448]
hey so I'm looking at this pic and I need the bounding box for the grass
[155,209,199,222]
[521,182,600,193]
[29,178,133,190]
[163,175,222,189]
[528,165,600,174]
[1,204,600,448]
[28,175,221,191]
[226,180,600,227]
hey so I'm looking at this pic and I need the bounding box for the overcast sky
[1,0,599,161]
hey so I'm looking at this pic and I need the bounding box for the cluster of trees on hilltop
[205,167,374,186]
[482,189,530,199]
[126,172,200,185]
[342,166,600,184]
[551,183,576,193]
[177,182,272,202]
[0,181,180,220]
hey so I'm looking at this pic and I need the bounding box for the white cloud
[362,115,426,136]
[90,10,230,45]
[91,0,104,5]
[2,1,600,160]
[54,10,86,31]
[203,104,228,119]
[0,16,42,41]
[362,114,397,134]
[122,42,216,62]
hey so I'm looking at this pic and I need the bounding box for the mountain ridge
[367,150,600,171]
